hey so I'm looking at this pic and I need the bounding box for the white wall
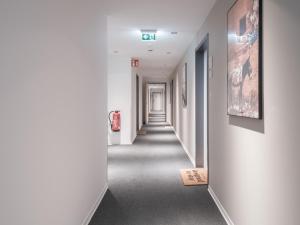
[151,92,164,112]
[107,55,140,144]
[172,55,196,164]
[108,55,134,145]
[0,1,108,225]
[172,0,300,224]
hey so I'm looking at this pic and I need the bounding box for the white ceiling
[108,0,216,78]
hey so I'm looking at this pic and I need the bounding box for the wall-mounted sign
[142,33,156,41]
[131,58,139,68]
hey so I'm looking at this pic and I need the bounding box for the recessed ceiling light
[141,29,157,34]
[113,50,119,54]
[171,31,178,35]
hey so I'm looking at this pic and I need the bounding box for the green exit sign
[142,33,156,41]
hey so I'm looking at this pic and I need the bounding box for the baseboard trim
[131,133,137,144]
[174,129,196,167]
[208,186,234,225]
[81,183,108,225]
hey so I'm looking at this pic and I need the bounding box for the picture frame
[227,0,262,119]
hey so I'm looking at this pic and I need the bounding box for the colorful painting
[227,0,262,119]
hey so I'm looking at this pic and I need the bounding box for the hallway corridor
[89,125,226,225]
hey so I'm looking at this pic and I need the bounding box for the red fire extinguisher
[109,111,121,132]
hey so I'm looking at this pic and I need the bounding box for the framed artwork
[227,0,262,119]
[182,63,187,107]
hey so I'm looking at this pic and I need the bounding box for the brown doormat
[137,130,147,135]
[180,168,208,186]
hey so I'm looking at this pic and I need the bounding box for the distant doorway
[195,35,209,171]
[146,83,166,124]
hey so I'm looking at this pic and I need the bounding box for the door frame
[170,80,174,126]
[195,34,209,180]
[136,74,139,131]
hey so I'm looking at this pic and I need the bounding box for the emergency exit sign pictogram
[142,33,156,41]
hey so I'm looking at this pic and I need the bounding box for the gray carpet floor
[89,124,226,225]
